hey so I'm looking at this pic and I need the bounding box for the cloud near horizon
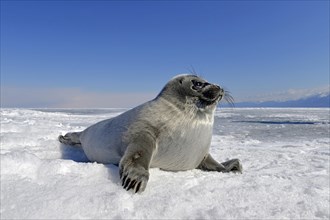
[1,85,329,108]
[236,85,330,103]
[1,86,157,108]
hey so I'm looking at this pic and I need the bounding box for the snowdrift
[1,108,329,219]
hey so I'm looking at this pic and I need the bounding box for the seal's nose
[217,85,224,94]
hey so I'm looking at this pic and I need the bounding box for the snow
[1,108,329,219]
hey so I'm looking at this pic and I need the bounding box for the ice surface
[1,108,329,219]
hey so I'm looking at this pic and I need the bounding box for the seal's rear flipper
[197,154,243,173]
[58,132,82,146]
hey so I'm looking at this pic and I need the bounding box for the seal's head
[159,74,230,110]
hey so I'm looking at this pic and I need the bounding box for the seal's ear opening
[179,79,183,84]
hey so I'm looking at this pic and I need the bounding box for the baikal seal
[59,74,242,193]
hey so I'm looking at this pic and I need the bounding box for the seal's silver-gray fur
[59,74,242,193]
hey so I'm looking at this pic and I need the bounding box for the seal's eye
[192,80,204,90]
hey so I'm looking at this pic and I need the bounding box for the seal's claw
[127,180,137,191]
[124,178,131,189]
[119,164,149,193]
[121,175,128,186]
[135,182,142,193]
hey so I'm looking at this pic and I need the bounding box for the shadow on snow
[59,143,121,183]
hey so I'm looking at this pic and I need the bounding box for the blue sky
[1,1,329,108]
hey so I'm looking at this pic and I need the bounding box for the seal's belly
[150,124,212,171]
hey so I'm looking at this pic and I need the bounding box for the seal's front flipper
[197,154,242,173]
[119,134,156,193]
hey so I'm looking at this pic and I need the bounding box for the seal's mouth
[195,85,222,108]
[199,86,234,107]
[201,85,223,102]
